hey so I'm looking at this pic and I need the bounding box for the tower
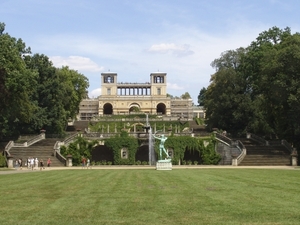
[101,72,118,96]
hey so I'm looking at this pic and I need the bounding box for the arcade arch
[129,103,141,113]
[103,103,113,115]
[156,103,166,114]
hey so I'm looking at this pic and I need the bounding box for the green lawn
[0,168,299,225]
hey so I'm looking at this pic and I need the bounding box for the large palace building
[78,72,205,120]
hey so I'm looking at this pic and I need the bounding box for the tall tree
[197,87,206,106]
[205,68,252,134]
[180,92,191,99]
[259,33,300,145]
[0,22,37,138]
[24,54,89,134]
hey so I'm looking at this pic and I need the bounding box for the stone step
[8,138,65,167]
[237,138,292,166]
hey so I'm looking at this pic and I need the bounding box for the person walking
[40,159,45,170]
[81,157,86,169]
[47,158,51,167]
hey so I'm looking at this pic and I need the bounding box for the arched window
[104,76,114,83]
[154,76,164,83]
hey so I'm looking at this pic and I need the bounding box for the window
[104,76,114,83]
[157,88,161,95]
[121,148,128,159]
[107,88,111,95]
[154,76,164,83]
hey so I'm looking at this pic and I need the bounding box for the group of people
[81,157,91,169]
[15,157,52,170]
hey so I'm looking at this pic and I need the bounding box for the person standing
[34,158,39,170]
[40,159,45,170]
[15,159,19,170]
[18,158,23,170]
[30,157,35,170]
[27,158,31,169]
[81,157,86,169]
[47,158,51,167]
[86,158,90,169]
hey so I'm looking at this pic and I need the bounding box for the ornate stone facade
[78,72,204,120]
[99,72,171,115]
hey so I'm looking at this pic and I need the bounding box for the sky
[1,0,300,104]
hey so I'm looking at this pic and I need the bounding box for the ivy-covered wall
[162,134,220,165]
[61,133,221,166]
[104,132,139,165]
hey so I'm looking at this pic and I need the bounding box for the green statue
[153,133,169,160]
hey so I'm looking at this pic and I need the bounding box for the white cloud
[50,56,104,72]
[89,88,101,98]
[147,43,194,57]
[167,82,185,90]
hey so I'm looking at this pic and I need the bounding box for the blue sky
[1,0,300,103]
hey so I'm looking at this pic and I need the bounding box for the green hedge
[0,152,7,167]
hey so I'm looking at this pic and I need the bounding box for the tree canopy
[0,23,89,139]
[204,26,300,147]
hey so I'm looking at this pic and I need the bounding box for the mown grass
[0,168,299,225]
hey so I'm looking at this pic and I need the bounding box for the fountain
[148,127,156,166]
[145,114,172,170]
[144,114,156,165]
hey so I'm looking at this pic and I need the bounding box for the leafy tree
[24,54,89,134]
[180,92,191,99]
[166,93,174,98]
[211,47,246,71]
[240,27,291,99]
[0,22,37,138]
[204,26,299,140]
[197,87,206,106]
[258,33,300,145]
[0,22,90,138]
[205,67,252,135]
[60,136,98,166]
[205,48,255,135]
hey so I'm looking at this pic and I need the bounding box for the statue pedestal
[156,159,172,170]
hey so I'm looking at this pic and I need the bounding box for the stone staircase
[8,139,65,167]
[189,120,209,136]
[239,138,291,166]
[216,142,240,165]
[73,121,89,131]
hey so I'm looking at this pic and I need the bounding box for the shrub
[0,153,6,167]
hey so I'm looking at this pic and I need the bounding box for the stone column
[7,156,14,169]
[291,148,298,166]
[291,156,297,166]
[66,155,73,167]
[232,155,238,166]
